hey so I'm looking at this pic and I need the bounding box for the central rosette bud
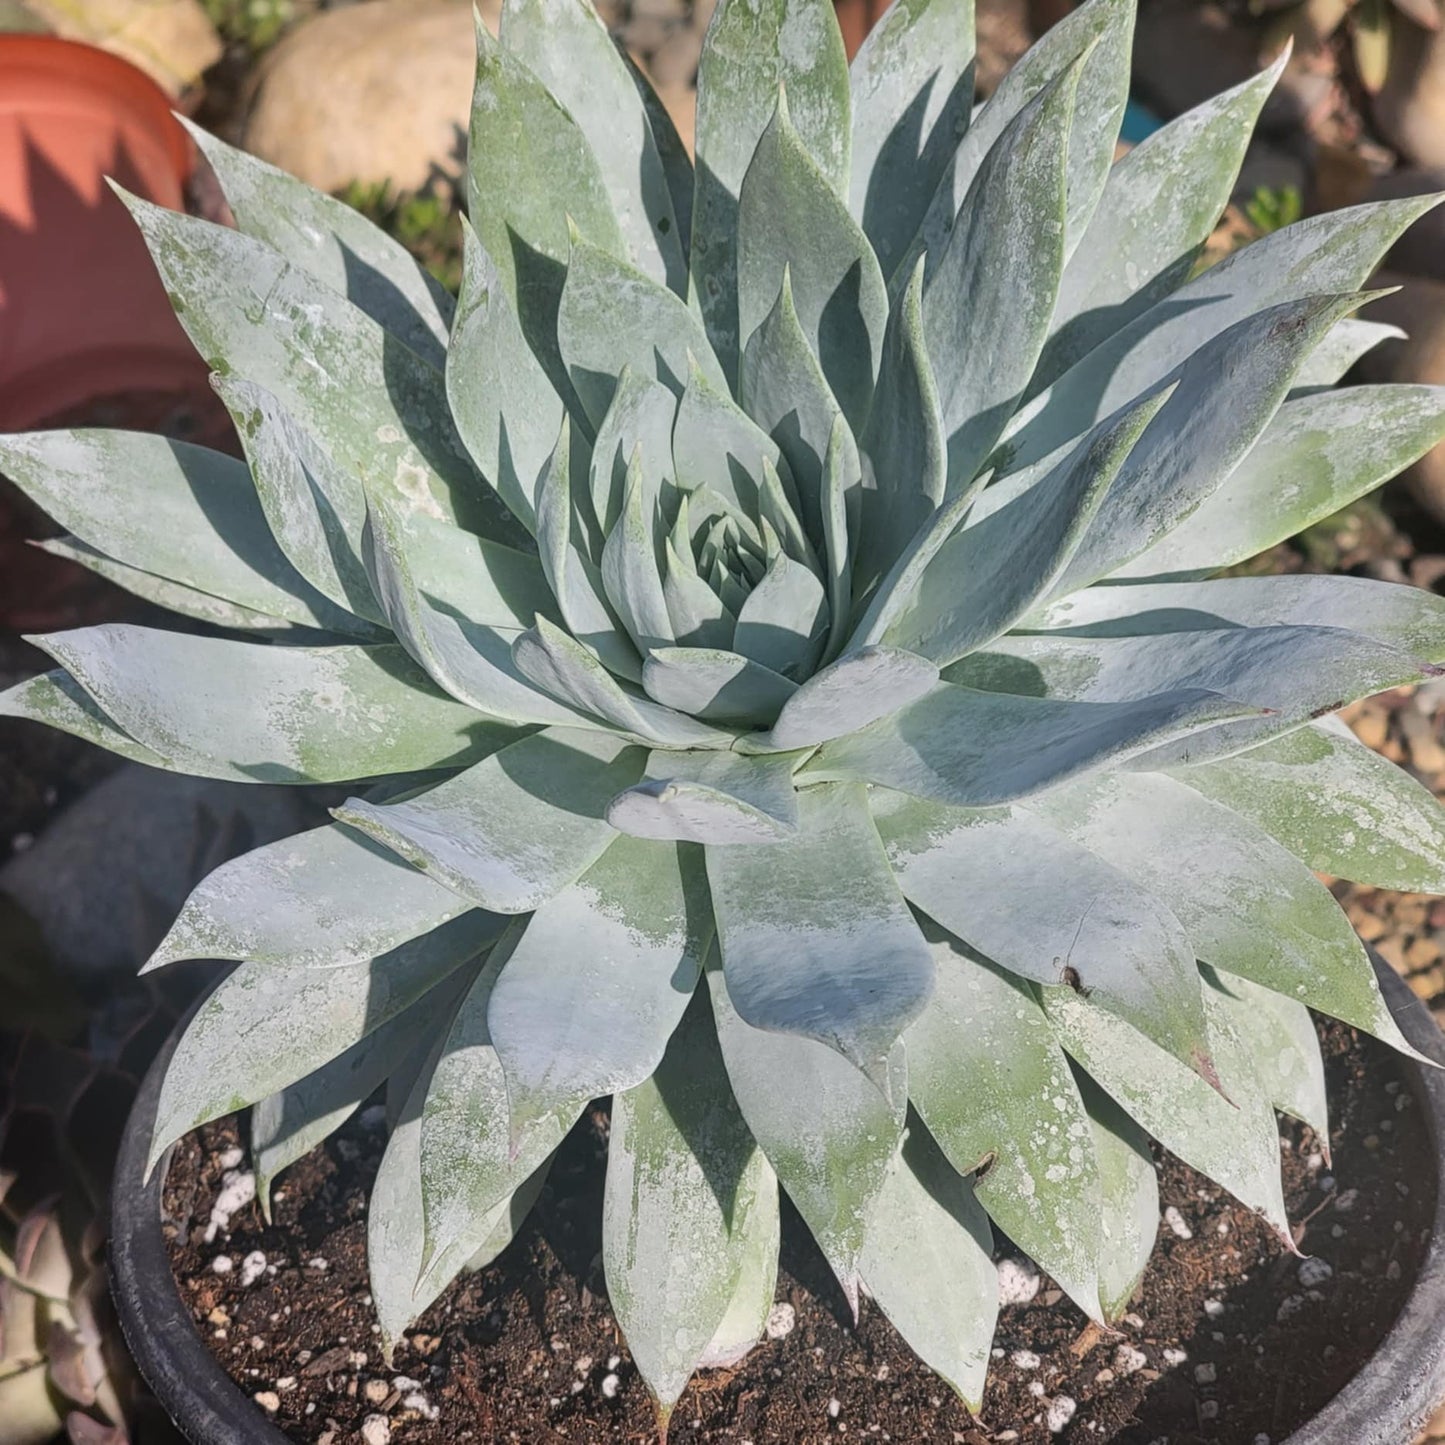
[531,299,848,733]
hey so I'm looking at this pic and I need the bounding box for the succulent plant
[0,1174,118,1445]
[1,1014,177,1445]
[4,0,1445,1423]
[1262,0,1440,95]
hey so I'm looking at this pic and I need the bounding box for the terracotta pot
[834,0,890,58]
[0,34,211,433]
[110,957,1445,1445]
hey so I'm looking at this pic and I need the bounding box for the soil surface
[160,1017,1433,1445]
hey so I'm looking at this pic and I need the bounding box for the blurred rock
[21,0,221,96]
[655,82,696,156]
[1132,1,1259,118]
[1314,141,1378,214]
[0,765,311,979]
[976,0,1030,96]
[645,21,703,88]
[1374,17,1445,168]
[1368,168,1445,281]
[624,0,687,56]
[1358,274,1445,524]
[241,0,496,195]
[1233,136,1312,206]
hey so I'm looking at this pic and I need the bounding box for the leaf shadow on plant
[818,260,873,421]
[990,293,1219,474]
[338,241,447,371]
[859,67,976,282]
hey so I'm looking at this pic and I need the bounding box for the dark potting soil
[160,1017,1434,1445]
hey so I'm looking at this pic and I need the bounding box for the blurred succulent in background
[1,1170,119,1445]
[1261,0,1441,94]
[3,0,1445,1426]
[0,942,180,1445]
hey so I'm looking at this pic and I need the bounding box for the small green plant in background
[200,0,296,52]
[1243,182,1304,235]
[337,180,464,294]
[5,0,1445,1429]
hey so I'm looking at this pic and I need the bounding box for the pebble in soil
[162,1018,1433,1445]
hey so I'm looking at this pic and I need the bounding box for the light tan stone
[1374,18,1445,169]
[655,81,696,159]
[1359,275,1445,525]
[241,0,501,195]
[24,0,221,95]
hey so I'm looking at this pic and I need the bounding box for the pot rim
[0,34,191,183]
[1283,957,1445,1445]
[110,995,292,1445]
[110,956,1445,1444]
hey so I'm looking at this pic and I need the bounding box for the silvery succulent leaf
[6,0,1444,1416]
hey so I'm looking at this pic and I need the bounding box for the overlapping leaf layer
[6,0,1445,1416]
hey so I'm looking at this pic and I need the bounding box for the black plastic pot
[112,959,1445,1445]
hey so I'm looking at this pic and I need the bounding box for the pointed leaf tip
[1190,1047,1230,1102]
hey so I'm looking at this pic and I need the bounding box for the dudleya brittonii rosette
[4,0,1445,1419]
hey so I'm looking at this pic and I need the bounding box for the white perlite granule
[1113,1345,1147,1377]
[360,1416,390,1445]
[996,1258,1041,1305]
[203,1171,256,1243]
[1010,1350,1041,1370]
[403,1391,439,1420]
[1298,1257,1334,1289]
[1046,1396,1077,1434]
[1164,1206,1193,1239]
[238,1251,267,1288]
[765,1302,796,1339]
